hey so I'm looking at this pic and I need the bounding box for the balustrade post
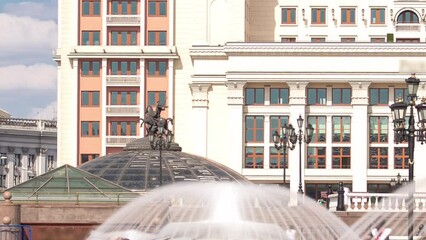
[326,184,333,209]
[337,182,346,211]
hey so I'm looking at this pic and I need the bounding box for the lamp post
[390,173,408,189]
[272,124,296,185]
[389,73,426,240]
[148,120,173,187]
[295,115,314,194]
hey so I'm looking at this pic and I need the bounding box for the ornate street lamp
[295,115,314,194]
[389,73,426,240]
[273,124,296,185]
[390,173,407,189]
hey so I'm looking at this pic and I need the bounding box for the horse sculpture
[140,101,173,136]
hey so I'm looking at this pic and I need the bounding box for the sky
[0,0,57,119]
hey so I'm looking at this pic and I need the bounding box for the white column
[6,147,15,189]
[140,0,145,46]
[102,0,107,46]
[226,82,246,173]
[21,149,29,182]
[189,83,211,158]
[288,82,308,205]
[168,60,174,118]
[264,116,270,169]
[139,60,146,137]
[349,82,371,192]
[325,115,333,169]
[101,59,107,155]
[168,0,174,46]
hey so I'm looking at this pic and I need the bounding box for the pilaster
[349,81,371,192]
[189,83,212,157]
[226,82,246,173]
[101,59,107,156]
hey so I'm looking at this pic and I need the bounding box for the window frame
[245,88,265,105]
[81,31,100,45]
[270,88,289,105]
[82,0,101,16]
[147,91,166,106]
[307,116,326,143]
[371,8,385,24]
[245,147,264,169]
[81,121,100,137]
[245,115,264,143]
[369,147,388,169]
[147,61,168,76]
[341,8,356,24]
[332,147,351,169]
[281,8,296,24]
[332,116,351,143]
[147,31,167,45]
[148,0,167,16]
[394,147,409,169]
[369,88,389,105]
[369,116,388,143]
[81,91,100,107]
[311,8,326,24]
[332,88,351,105]
[307,147,326,169]
[81,60,101,76]
[307,88,327,105]
[270,147,288,169]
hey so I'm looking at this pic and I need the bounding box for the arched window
[397,10,419,23]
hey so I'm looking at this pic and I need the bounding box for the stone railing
[396,24,421,32]
[106,75,140,85]
[329,192,426,212]
[106,15,140,25]
[106,106,140,116]
[106,136,139,145]
[0,118,56,130]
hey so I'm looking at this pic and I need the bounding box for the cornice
[190,43,426,57]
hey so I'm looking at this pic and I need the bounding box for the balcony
[396,24,421,32]
[106,75,140,86]
[106,136,139,146]
[106,106,140,116]
[106,15,140,26]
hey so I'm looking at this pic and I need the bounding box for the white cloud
[27,101,57,120]
[0,64,56,90]
[3,1,57,21]
[0,14,57,55]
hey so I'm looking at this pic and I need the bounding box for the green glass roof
[3,164,139,203]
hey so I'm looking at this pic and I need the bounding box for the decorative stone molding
[190,43,426,57]
[288,82,309,105]
[189,83,212,108]
[7,147,14,154]
[37,148,48,155]
[349,82,371,105]
[225,82,246,105]
[21,148,29,154]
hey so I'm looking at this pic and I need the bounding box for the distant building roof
[0,109,11,118]
[5,164,137,203]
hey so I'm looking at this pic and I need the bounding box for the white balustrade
[106,15,140,25]
[329,192,426,212]
[106,136,139,145]
[106,76,140,86]
[106,106,140,116]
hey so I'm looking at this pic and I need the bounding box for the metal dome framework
[79,138,248,191]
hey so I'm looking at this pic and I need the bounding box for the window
[396,38,420,43]
[341,38,355,43]
[148,91,166,106]
[311,8,326,24]
[245,88,264,105]
[371,38,385,43]
[341,8,356,24]
[308,116,326,142]
[270,147,287,169]
[332,88,351,104]
[307,147,326,169]
[81,91,100,106]
[281,38,296,43]
[245,147,263,168]
[81,154,99,164]
[395,147,409,169]
[332,116,351,142]
[109,61,138,75]
[81,31,100,45]
[332,147,351,169]
[81,60,100,76]
[110,31,138,45]
[81,121,100,137]
[311,38,326,43]
[369,88,389,105]
[110,0,138,15]
[307,88,326,105]
[369,147,388,169]
[371,8,385,24]
[110,91,137,105]
[270,116,289,142]
[82,0,101,16]
[110,121,138,136]
[245,116,264,142]
[397,10,419,23]
[147,61,167,76]
[281,8,296,24]
[148,0,167,16]
[270,88,289,104]
[369,116,388,143]
[395,88,408,102]
[148,31,167,45]
[47,155,55,170]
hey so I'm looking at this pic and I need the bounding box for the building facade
[0,118,57,190]
[57,0,426,198]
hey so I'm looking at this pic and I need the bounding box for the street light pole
[389,73,426,240]
[273,124,296,185]
[295,115,313,194]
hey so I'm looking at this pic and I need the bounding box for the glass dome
[79,138,248,191]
